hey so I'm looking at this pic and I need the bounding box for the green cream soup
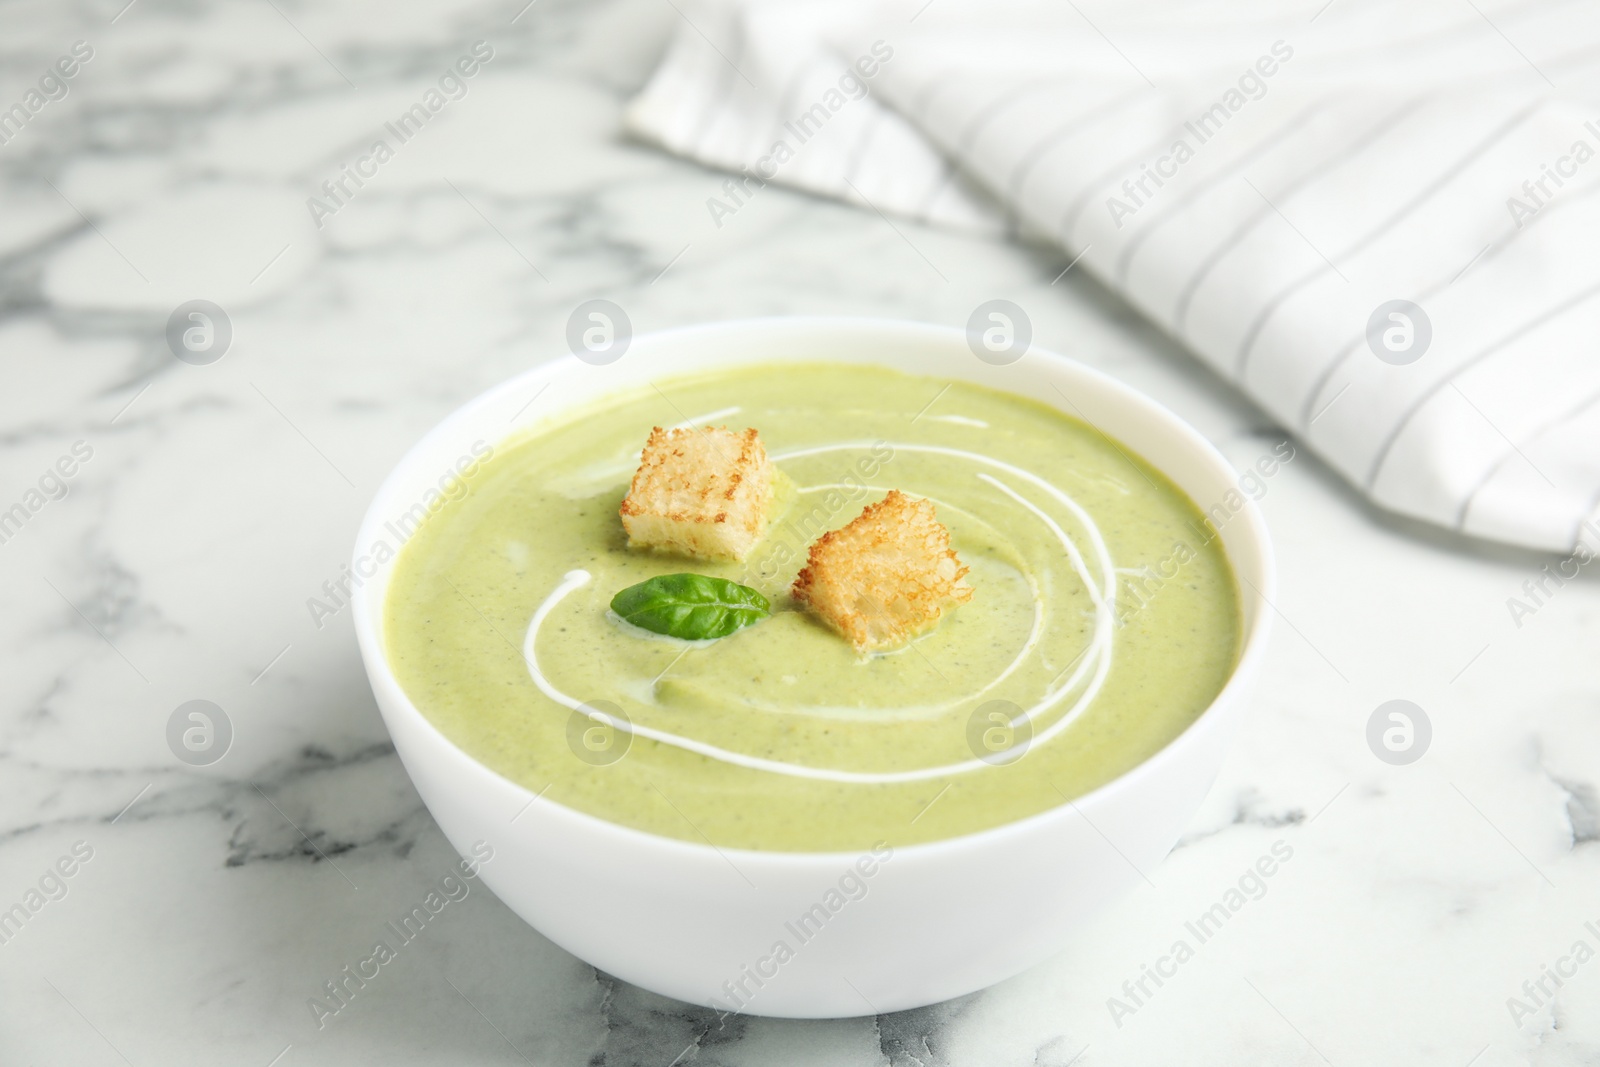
[385,363,1240,852]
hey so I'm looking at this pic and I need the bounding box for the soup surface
[385,363,1240,851]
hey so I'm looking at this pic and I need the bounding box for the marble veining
[1,0,1598,1063]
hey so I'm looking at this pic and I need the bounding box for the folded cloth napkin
[626,0,1600,554]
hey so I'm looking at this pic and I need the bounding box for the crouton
[792,489,973,651]
[619,426,773,561]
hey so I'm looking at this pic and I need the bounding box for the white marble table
[3,1,1597,1064]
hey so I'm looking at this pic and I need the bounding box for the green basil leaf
[611,573,770,641]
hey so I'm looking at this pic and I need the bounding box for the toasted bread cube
[619,426,773,561]
[792,490,973,651]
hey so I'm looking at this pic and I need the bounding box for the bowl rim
[353,314,1276,866]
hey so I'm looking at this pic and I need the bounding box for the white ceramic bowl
[353,317,1274,1019]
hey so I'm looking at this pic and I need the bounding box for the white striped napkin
[626,0,1600,554]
